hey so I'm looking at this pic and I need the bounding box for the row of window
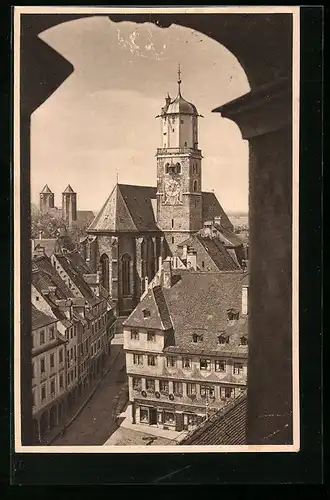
[33,324,56,348]
[192,332,247,346]
[66,325,77,341]
[91,313,107,335]
[33,373,65,407]
[131,353,245,375]
[67,367,77,385]
[91,336,104,357]
[33,348,64,378]
[132,377,237,399]
[66,345,77,367]
[130,330,156,342]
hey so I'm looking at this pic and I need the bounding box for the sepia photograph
[13,6,300,454]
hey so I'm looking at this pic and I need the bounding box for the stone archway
[20,11,295,446]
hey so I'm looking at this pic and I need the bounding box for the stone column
[215,77,293,445]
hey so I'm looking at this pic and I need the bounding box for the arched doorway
[100,253,110,291]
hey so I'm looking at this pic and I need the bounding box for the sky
[31,16,250,214]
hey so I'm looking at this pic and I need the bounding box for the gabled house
[123,260,248,433]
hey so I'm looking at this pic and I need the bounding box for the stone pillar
[215,77,293,445]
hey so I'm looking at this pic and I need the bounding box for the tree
[31,207,90,245]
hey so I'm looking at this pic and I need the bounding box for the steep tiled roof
[54,253,99,305]
[177,234,240,271]
[31,304,57,330]
[198,235,240,271]
[63,184,75,193]
[123,286,173,331]
[88,184,160,233]
[32,255,74,299]
[33,238,61,257]
[213,223,244,247]
[119,184,160,232]
[40,184,52,194]
[152,286,172,330]
[88,184,232,234]
[163,271,243,351]
[179,392,247,445]
[76,210,95,228]
[202,192,233,230]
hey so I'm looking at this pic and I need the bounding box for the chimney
[162,257,172,288]
[182,245,188,260]
[39,231,43,239]
[214,216,222,226]
[186,249,197,271]
[144,276,149,292]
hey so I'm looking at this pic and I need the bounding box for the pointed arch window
[122,253,132,296]
[100,254,109,291]
[193,180,198,192]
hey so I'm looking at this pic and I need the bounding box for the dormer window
[130,330,139,340]
[218,334,229,345]
[143,309,150,319]
[227,308,240,321]
[192,334,203,343]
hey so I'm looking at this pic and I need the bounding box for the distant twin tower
[39,184,77,226]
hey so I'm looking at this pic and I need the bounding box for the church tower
[39,184,54,214]
[62,184,77,226]
[156,66,203,254]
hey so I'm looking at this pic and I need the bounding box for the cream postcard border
[13,5,300,454]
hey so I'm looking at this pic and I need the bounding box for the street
[52,347,128,446]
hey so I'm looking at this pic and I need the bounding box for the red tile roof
[179,392,247,445]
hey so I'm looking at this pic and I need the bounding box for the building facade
[123,262,248,433]
[32,305,67,442]
[82,69,237,317]
[31,247,116,435]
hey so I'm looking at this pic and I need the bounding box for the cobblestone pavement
[52,347,128,446]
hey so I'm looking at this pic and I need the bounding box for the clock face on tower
[164,178,182,205]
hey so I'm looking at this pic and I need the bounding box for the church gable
[88,184,136,233]
[202,192,233,231]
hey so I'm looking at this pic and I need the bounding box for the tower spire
[177,63,182,96]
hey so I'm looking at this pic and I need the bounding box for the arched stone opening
[100,253,110,291]
[20,11,295,446]
[121,253,132,297]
